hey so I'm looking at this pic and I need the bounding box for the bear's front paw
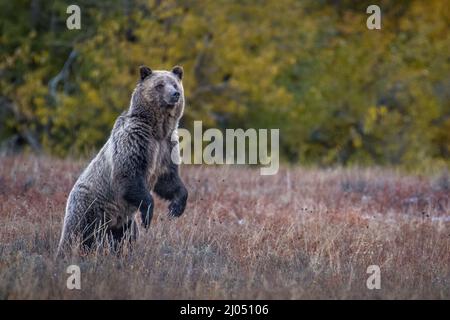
[168,200,186,218]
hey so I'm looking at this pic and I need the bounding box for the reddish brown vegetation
[0,155,449,299]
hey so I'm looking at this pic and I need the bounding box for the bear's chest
[146,140,170,189]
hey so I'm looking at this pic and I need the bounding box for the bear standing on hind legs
[58,65,188,254]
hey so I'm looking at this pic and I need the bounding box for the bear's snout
[170,91,180,103]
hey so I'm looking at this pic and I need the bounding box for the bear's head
[133,65,184,117]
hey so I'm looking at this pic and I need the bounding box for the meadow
[0,155,449,299]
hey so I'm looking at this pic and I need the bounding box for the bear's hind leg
[108,218,138,252]
[122,176,154,228]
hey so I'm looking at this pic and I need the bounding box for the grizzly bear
[58,65,188,253]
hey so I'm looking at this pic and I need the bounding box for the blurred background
[0,0,448,170]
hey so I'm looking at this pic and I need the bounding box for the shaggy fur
[58,66,188,253]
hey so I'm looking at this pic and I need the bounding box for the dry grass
[0,155,449,299]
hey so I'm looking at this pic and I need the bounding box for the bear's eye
[156,84,164,90]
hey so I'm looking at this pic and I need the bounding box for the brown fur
[58,66,188,253]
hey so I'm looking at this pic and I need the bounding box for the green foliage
[0,0,448,168]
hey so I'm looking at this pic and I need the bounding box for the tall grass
[0,156,449,299]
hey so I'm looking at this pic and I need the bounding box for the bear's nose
[172,91,180,101]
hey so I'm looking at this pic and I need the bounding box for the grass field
[0,155,449,299]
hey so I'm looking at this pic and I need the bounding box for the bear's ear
[172,66,183,80]
[139,65,152,81]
